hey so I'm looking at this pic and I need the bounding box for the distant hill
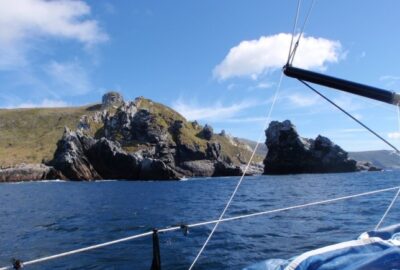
[349,150,400,170]
[237,138,268,157]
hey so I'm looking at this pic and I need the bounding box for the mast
[283,65,400,106]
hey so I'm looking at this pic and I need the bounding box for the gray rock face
[263,120,361,174]
[50,128,101,180]
[356,161,381,171]
[48,96,247,181]
[201,124,214,140]
[102,91,124,108]
[180,160,243,177]
[0,164,65,182]
[50,129,183,180]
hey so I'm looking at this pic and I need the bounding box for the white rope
[1,185,398,270]
[187,72,284,270]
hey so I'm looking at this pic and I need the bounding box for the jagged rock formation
[0,164,65,182]
[50,129,181,180]
[263,120,380,174]
[102,91,124,108]
[0,91,263,182]
[47,94,257,180]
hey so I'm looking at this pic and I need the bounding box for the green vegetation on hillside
[0,98,263,167]
[0,106,99,167]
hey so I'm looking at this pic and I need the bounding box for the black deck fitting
[12,259,23,270]
[150,229,161,270]
[180,224,189,236]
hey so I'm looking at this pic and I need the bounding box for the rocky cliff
[47,94,257,180]
[0,92,264,182]
[263,120,380,174]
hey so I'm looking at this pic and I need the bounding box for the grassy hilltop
[0,106,95,167]
[0,98,262,167]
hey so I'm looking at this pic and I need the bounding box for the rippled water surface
[1,171,400,269]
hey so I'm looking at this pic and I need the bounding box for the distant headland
[0,92,380,182]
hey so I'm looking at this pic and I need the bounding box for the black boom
[283,65,400,106]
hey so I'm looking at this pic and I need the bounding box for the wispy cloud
[246,81,275,91]
[172,99,260,122]
[45,60,92,95]
[380,75,400,88]
[7,98,68,109]
[287,93,320,107]
[388,132,400,139]
[213,33,342,80]
[0,0,107,70]
[224,117,267,123]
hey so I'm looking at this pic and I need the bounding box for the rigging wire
[288,0,316,65]
[287,0,302,64]
[374,105,400,230]
[287,0,400,231]
[298,79,400,153]
[375,188,400,230]
[187,70,284,270]
[1,185,399,270]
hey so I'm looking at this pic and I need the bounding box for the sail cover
[244,224,400,270]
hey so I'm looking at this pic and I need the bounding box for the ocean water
[1,171,400,270]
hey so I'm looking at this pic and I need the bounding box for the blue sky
[1,0,400,151]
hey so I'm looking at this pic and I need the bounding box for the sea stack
[263,120,371,174]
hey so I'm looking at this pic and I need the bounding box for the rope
[288,0,316,65]
[375,187,400,230]
[1,185,398,270]
[187,70,285,270]
[287,0,302,64]
[298,79,400,153]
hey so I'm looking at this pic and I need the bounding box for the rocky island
[263,120,380,174]
[0,92,262,182]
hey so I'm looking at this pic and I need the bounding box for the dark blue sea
[1,171,400,270]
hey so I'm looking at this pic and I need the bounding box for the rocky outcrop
[356,161,381,171]
[50,128,101,180]
[0,92,261,182]
[50,128,184,181]
[263,120,380,174]
[102,91,124,108]
[50,111,245,180]
[200,124,214,140]
[0,164,65,182]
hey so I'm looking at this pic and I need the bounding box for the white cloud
[388,132,400,139]
[0,0,107,70]
[380,75,400,81]
[213,33,342,80]
[7,98,68,109]
[380,75,400,88]
[172,99,257,122]
[287,93,320,107]
[224,117,266,123]
[332,95,364,112]
[45,61,92,95]
[0,0,107,45]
